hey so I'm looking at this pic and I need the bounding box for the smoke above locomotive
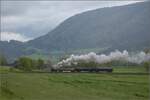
[56,50,150,67]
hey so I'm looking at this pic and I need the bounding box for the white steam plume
[57,50,150,67]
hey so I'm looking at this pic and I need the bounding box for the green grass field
[0,66,150,100]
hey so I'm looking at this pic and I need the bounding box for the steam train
[51,67,113,73]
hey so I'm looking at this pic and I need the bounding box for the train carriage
[51,67,113,73]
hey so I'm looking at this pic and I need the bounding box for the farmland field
[0,66,150,100]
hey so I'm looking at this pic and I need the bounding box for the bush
[15,57,45,71]
[15,57,33,71]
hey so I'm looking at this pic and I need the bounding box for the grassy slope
[0,67,150,100]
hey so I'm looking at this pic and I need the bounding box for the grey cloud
[1,1,142,38]
[1,1,34,16]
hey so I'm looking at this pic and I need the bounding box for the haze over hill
[27,1,150,52]
[0,1,150,61]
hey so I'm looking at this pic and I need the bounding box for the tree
[15,57,33,71]
[37,59,44,69]
[0,54,7,66]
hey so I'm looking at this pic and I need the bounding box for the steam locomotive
[51,67,113,73]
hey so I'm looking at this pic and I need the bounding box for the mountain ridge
[27,1,150,51]
[0,1,150,61]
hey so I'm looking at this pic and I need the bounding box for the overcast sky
[1,1,142,42]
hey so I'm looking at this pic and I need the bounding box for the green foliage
[15,57,46,71]
[37,59,44,69]
[143,61,150,72]
[0,54,7,66]
[15,57,34,71]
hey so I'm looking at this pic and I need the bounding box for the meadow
[0,66,149,100]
